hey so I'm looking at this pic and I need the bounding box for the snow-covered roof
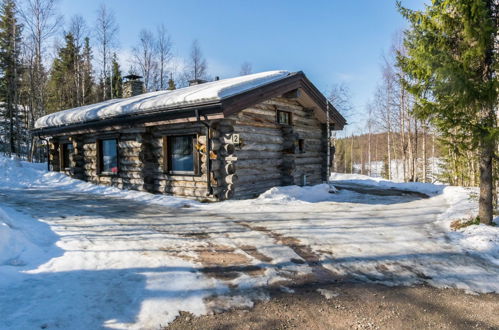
[34,70,292,129]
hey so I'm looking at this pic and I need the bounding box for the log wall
[227,97,327,199]
[47,97,327,201]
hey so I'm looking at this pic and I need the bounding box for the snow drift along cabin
[32,71,346,201]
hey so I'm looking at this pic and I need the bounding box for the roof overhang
[31,71,346,137]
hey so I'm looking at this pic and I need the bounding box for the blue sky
[58,0,425,130]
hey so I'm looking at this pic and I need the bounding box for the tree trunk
[422,124,427,183]
[368,130,372,176]
[350,135,354,174]
[478,137,494,224]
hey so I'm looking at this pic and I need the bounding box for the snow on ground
[0,154,198,209]
[0,155,498,329]
[331,172,499,267]
[331,172,446,196]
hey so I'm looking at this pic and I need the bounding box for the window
[60,143,74,169]
[164,135,197,174]
[99,139,118,174]
[277,110,292,125]
[298,139,305,153]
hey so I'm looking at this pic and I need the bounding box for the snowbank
[0,154,198,208]
[0,205,61,285]
[436,185,499,266]
[34,71,290,129]
[256,184,337,203]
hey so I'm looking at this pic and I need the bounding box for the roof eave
[31,102,223,137]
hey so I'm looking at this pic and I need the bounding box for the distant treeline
[334,131,441,183]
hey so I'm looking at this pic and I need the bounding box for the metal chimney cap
[123,74,143,81]
[188,78,207,86]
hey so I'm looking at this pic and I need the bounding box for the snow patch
[257,184,336,203]
[317,288,340,299]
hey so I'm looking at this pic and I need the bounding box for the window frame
[162,134,200,176]
[276,110,292,125]
[59,142,74,170]
[97,137,119,176]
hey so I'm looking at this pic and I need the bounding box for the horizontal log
[232,124,282,136]
[120,149,142,157]
[238,142,283,152]
[295,158,324,166]
[264,99,303,111]
[235,150,282,160]
[241,107,276,117]
[235,158,282,168]
[118,141,142,148]
[160,186,209,197]
[155,180,209,188]
[235,179,283,193]
[237,172,281,184]
[232,118,278,129]
[236,168,280,177]
[235,132,284,145]
[235,112,276,126]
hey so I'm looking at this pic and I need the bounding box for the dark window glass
[62,143,74,168]
[169,135,194,173]
[100,139,118,174]
[298,139,305,153]
[277,110,291,125]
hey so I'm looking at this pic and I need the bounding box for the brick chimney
[123,74,145,97]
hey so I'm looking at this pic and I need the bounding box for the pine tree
[0,0,22,156]
[111,53,122,98]
[46,33,79,113]
[398,0,498,224]
[167,73,176,90]
[81,37,95,105]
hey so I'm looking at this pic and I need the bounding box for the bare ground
[167,282,499,330]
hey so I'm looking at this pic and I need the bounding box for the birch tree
[240,62,252,75]
[19,0,61,159]
[132,29,156,92]
[156,24,172,90]
[95,4,118,100]
[187,39,207,81]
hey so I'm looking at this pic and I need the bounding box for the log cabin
[32,71,346,201]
